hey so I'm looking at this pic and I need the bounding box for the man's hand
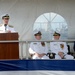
[35,53,46,58]
[6,30,11,33]
[58,52,64,59]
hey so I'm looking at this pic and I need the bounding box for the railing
[0,39,75,59]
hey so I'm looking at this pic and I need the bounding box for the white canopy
[0,0,74,40]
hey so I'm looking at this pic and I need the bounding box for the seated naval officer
[0,14,15,33]
[50,32,74,59]
[29,30,49,59]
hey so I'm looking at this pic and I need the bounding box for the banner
[0,60,75,75]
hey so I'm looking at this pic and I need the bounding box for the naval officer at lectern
[0,14,15,33]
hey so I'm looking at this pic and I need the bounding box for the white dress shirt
[0,24,15,33]
[29,42,48,54]
[50,42,68,55]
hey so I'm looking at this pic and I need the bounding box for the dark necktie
[4,24,7,30]
[41,42,45,46]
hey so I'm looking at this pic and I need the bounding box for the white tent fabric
[0,0,75,40]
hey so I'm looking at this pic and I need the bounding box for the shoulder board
[9,25,14,28]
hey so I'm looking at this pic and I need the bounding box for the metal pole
[20,43,23,60]
[26,41,29,59]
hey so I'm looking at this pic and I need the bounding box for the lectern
[0,33,19,59]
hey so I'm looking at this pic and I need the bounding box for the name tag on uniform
[54,44,57,45]
[33,43,37,45]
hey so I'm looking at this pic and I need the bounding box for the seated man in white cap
[0,14,15,33]
[29,30,49,59]
[50,32,74,59]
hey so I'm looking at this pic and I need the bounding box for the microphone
[4,24,7,30]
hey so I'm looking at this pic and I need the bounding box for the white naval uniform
[50,42,74,59]
[29,42,49,59]
[0,24,15,33]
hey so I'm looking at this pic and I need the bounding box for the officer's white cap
[1,14,10,19]
[53,31,61,36]
[33,30,42,35]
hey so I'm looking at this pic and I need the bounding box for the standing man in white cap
[29,30,49,59]
[0,14,15,33]
[50,32,74,59]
